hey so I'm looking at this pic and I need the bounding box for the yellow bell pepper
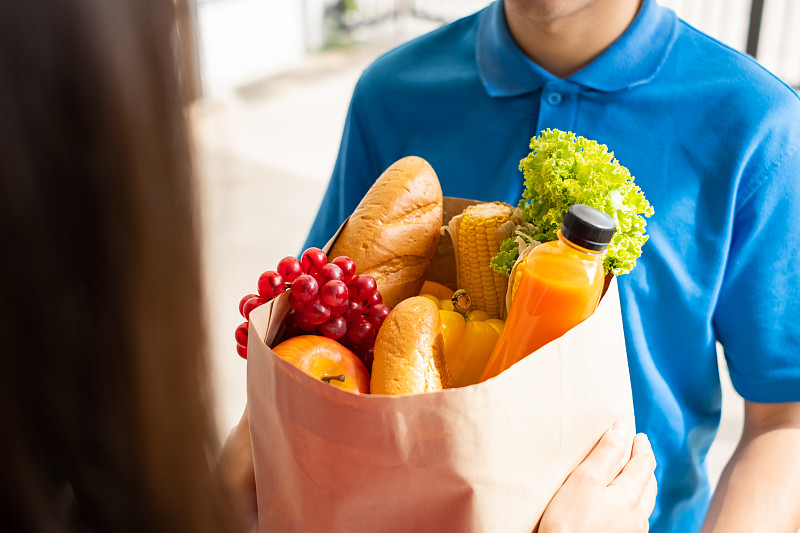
[420,286,503,387]
[418,293,441,307]
[438,309,501,387]
[439,309,466,357]
[467,309,491,322]
[484,318,505,336]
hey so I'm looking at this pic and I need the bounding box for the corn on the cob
[510,266,524,304]
[456,202,513,318]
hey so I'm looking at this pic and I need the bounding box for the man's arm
[701,401,800,532]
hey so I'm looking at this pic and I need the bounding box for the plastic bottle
[479,204,616,382]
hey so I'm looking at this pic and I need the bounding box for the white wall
[757,0,800,86]
[661,0,800,86]
[196,0,306,98]
[194,0,798,99]
[660,0,752,50]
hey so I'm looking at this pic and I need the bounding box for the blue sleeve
[713,108,800,403]
[302,82,379,252]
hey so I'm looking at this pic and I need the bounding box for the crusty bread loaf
[370,296,453,395]
[328,156,443,309]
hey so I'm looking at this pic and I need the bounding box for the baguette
[370,296,453,395]
[329,156,443,308]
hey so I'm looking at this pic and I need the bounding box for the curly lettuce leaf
[490,230,533,276]
[492,129,654,276]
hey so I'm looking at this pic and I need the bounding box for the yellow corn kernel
[457,202,513,318]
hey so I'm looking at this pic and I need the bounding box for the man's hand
[701,400,800,532]
[539,420,657,533]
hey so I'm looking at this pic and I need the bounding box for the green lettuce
[490,129,654,276]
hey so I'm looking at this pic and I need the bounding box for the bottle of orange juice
[479,204,616,382]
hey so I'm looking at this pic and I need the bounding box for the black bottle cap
[561,204,616,252]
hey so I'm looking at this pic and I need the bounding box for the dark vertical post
[746,0,765,58]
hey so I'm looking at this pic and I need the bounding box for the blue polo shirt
[304,1,800,530]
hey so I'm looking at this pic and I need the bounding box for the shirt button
[545,91,563,105]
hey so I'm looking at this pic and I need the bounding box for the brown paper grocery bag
[246,199,634,533]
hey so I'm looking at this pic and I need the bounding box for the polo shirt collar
[476,0,678,97]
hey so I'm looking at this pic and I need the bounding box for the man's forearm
[701,401,800,533]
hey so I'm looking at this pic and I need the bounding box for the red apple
[271,335,370,394]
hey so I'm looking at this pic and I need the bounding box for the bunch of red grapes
[234,247,390,370]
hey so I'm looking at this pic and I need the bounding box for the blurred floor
[191,22,744,492]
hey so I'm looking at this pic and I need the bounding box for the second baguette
[370,296,453,395]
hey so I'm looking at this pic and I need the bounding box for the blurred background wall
[188,0,799,98]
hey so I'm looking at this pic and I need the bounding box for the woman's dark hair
[0,1,242,531]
